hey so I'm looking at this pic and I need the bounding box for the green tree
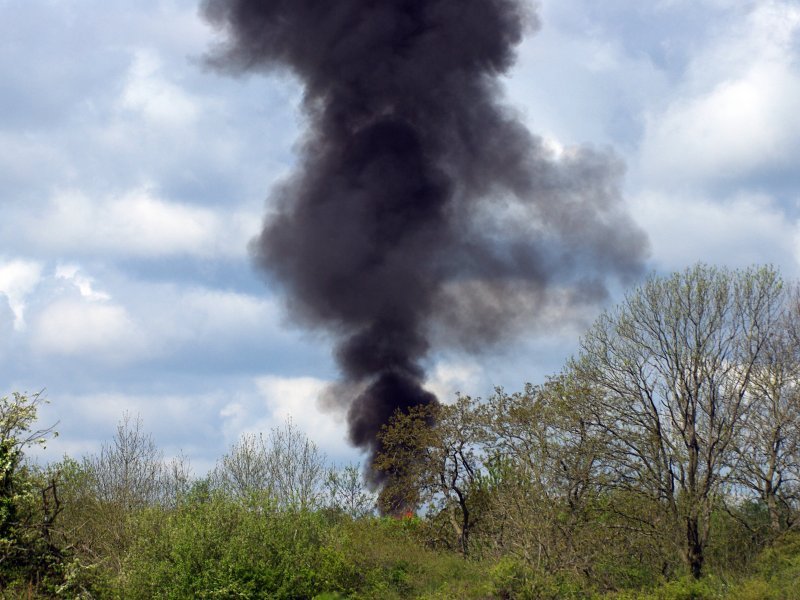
[81,412,191,577]
[479,380,617,578]
[376,395,485,557]
[0,391,59,588]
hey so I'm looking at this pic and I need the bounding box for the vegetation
[3,264,800,598]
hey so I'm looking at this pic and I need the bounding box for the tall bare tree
[85,413,164,510]
[82,413,170,574]
[479,379,619,576]
[576,264,784,578]
[324,463,376,518]
[269,418,327,510]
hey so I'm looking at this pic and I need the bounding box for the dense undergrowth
[3,478,800,599]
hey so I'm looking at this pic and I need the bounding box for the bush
[120,497,501,599]
[603,576,726,600]
[488,557,588,600]
[123,494,355,599]
[727,532,800,600]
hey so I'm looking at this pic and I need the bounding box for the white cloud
[178,288,278,336]
[425,359,483,404]
[28,377,354,477]
[59,391,215,439]
[20,187,252,258]
[31,299,147,362]
[638,1,800,188]
[634,191,799,274]
[120,48,200,127]
[3,262,291,372]
[0,131,66,187]
[55,263,111,301]
[0,258,43,330]
[231,375,357,463]
[130,284,282,355]
[652,0,756,9]
[505,4,668,147]
[640,63,800,186]
[30,388,223,474]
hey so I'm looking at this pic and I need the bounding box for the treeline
[2,264,800,598]
[379,265,800,579]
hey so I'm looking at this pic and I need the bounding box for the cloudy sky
[2,0,799,474]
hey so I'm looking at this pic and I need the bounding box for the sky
[2,0,800,475]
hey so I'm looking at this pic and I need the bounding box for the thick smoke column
[201,0,648,482]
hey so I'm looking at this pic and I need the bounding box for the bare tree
[479,380,611,575]
[325,463,376,518]
[269,418,327,510]
[81,413,170,574]
[211,419,327,510]
[211,433,273,499]
[576,264,784,578]
[160,451,193,508]
[85,413,164,510]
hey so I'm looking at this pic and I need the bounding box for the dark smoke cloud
[201,0,649,482]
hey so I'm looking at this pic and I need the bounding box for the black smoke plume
[201,0,648,483]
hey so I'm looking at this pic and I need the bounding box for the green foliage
[703,502,769,576]
[325,463,376,519]
[605,576,727,600]
[647,577,725,600]
[54,557,117,599]
[601,534,800,600]
[123,495,341,599]
[489,557,589,599]
[728,531,800,600]
[113,496,800,600]
[118,494,502,600]
[0,392,63,592]
[0,438,22,541]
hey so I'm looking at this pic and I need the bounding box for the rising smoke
[201,0,648,483]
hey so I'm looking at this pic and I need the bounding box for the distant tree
[81,412,191,576]
[212,419,327,510]
[269,418,327,510]
[161,451,193,509]
[211,432,273,499]
[324,463,376,519]
[576,264,784,578]
[85,413,163,510]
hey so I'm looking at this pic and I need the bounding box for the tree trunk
[766,492,781,533]
[686,516,704,579]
